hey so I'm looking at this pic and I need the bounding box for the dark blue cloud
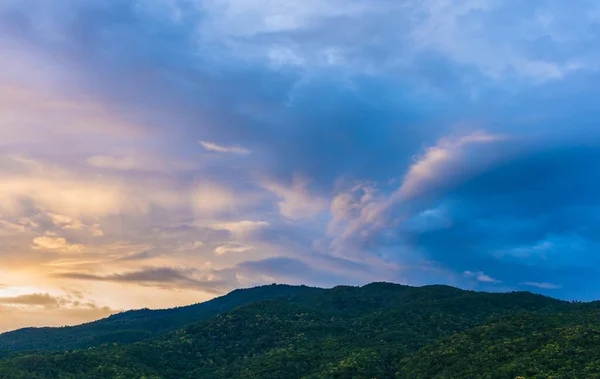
[387,141,600,299]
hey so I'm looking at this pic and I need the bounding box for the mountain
[0,284,321,352]
[0,283,598,378]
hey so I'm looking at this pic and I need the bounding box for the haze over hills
[0,282,599,378]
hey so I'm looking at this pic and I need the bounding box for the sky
[0,0,600,331]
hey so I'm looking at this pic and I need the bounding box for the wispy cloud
[32,233,84,254]
[464,271,501,284]
[53,267,228,293]
[199,141,251,155]
[215,243,253,255]
[260,175,327,220]
[118,251,153,262]
[0,293,60,309]
[210,221,269,238]
[521,282,562,290]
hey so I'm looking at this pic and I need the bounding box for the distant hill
[1,282,599,378]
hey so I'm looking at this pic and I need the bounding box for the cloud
[261,175,327,220]
[521,282,562,290]
[0,173,121,216]
[409,0,592,82]
[199,141,251,155]
[53,267,228,293]
[118,251,152,261]
[0,156,213,218]
[32,233,83,253]
[89,224,104,237]
[0,156,191,217]
[0,219,33,233]
[50,214,103,236]
[329,132,508,252]
[399,141,600,292]
[0,293,60,309]
[192,0,599,84]
[210,221,269,238]
[214,243,253,255]
[464,270,500,284]
[50,214,84,230]
[394,132,506,201]
[328,183,382,236]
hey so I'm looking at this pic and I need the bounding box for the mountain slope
[0,284,321,352]
[396,311,600,378]
[0,283,589,379]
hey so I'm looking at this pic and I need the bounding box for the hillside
[0,284,320,352]
[1,283,597,378]
[397,311,600,378]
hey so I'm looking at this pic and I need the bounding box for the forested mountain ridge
[0,284,321,352]
[1,283,599,378]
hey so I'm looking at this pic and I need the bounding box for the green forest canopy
[0,282,599,379]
